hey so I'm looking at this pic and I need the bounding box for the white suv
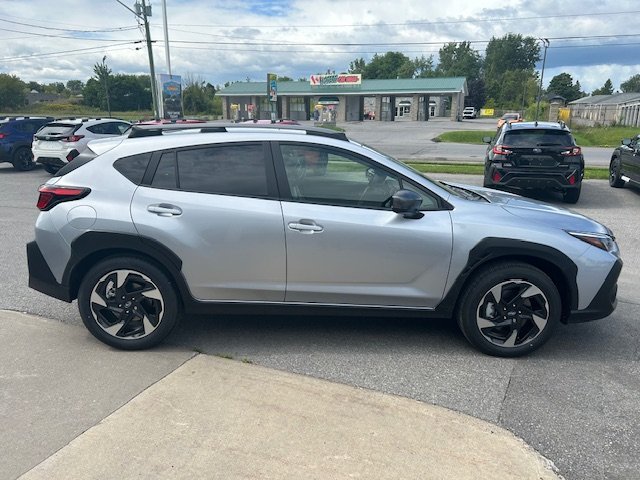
[32,118,131,173]
[462,107,477,119]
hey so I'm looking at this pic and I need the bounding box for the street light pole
[535,38,550,122]
[140,0,159,119]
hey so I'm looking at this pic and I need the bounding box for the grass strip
[404,162,609,180]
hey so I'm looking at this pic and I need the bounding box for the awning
[317,96,340,105]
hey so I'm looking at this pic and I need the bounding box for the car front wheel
[609,158,625,188]
[77,256,179,350]
[457,262,561,357]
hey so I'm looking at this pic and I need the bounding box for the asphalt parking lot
[1,133,639,479]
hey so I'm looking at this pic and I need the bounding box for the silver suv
[27,124,622,357]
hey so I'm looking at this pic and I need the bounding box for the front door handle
[288,220,324,233]
[147,203,182,217]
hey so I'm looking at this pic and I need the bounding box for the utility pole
[161,0,172,75]
[140,0,159,119]
[535,38,550,122]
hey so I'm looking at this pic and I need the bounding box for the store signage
[310,74,362,86]
[267,73,277,102]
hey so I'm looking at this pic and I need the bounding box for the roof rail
[127,122,349,141]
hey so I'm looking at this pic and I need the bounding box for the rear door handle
[288,220,324,233]
[147,203,182,217]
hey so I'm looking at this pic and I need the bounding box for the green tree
[0,74,26,110]
[620,74,640,92]
[27,81,42,92]
[546,73,583,102]
[437,42,484,107]
[348,58,366,75]
[66,80,85,95]
[484,34,540,106]
[93,57,112,114]
[413,55,435,78]
[363,52,415,79]
[592,79,614,95]
[183,74,217,114]
[43,82,66,94]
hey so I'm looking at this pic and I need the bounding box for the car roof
[52,118,131,125]
[505,121,570,131]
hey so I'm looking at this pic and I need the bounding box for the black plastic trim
[567,258,622,323]
[433,237,579,318]
[27,241,73,302]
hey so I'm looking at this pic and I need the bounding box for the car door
[274,142,453,308]
[130,142,286,302]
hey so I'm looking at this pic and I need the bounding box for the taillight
[36,185,90,211]
[0,133,7,139]
[561,146,581,156]
[66,149,80,162]
[492,171,502,182]
[492,145,512,155]
[63,135,84,143]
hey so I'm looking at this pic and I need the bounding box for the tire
[609,158,625,188]
[12,147,35,171]
[44,165,60,174]
[563,185,581,204]
[77,256,179,350]
[456,262,561,357]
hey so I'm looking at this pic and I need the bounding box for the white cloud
[1,0,639,93]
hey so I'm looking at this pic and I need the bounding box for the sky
[2,0,640,95]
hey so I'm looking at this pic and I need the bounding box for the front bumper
[567,258,622,323]
[27,241,73,302]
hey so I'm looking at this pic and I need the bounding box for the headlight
[567,231,618,253]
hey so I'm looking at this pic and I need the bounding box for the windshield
[353,140,474,199]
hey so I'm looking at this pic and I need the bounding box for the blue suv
[0,116,53,171]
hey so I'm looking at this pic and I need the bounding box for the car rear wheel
[456,262,560,357]
[77,256,179,350]
[609,158,625,188]
[12,147,35,171]
[563,185,581,204]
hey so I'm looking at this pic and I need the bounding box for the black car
[0,116,54,171]
[609,135,640,189]
[483,121,584,203]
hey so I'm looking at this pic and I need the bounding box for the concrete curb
[3,310,562,480]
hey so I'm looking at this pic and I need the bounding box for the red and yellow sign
[310,74,362,86]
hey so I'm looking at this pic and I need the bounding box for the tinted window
[176,144,268,197]
[86,124,106,134]
[113,153,152,184]
[280,144,435,209]
[151,152,177,189]
[503,130,574,147]
[37,123,77,137]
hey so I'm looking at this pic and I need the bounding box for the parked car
[32,118,131,173]
[242,119,300,125]
[483,121,584,203]
[0,116,53,171]
[462,107,477,119]
[497,112,522,129]
[609,135,640,188]
[27,123,621,357]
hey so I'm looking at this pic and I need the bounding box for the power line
[0,42,141,62]
[0,12,131,30]
[0,17,138,33]
[0,26,139,41]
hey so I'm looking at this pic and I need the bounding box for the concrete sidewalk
[1,310,562,480]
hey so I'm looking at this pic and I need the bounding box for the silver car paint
[35,129,620,313]
[130,186,287,301]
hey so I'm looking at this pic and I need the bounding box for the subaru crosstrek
[27,123,622,357]
[483,121,584,203]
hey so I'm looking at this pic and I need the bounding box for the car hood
[443,181,611,235]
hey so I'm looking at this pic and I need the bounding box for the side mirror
[622,138,632,146]
[482,136,493,144]
[391,190,424,219]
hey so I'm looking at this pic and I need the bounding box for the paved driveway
[1,154,639,479]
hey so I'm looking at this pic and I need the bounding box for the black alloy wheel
[78,256,179,349]
[457,262,560,357]
[609,158,625,188]
[12,147,36,171]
